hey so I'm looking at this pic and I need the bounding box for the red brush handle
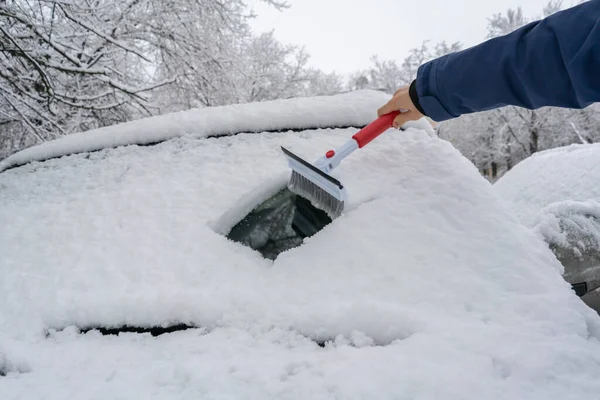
[352,111,401,148]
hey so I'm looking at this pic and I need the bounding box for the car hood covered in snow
[2,93,600,399]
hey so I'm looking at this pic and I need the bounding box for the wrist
[409,80,427,117]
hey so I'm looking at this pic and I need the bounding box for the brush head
[281,146,346,218]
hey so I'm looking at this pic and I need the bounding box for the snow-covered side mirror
[534,200,600,298]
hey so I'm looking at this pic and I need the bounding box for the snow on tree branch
[0,0,344,160]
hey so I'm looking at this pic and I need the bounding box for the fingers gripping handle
[352,111,401,148]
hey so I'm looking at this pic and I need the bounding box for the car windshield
[227,189,332,260]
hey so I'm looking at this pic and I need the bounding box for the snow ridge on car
[0,90,390,172]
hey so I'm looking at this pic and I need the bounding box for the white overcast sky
[248,0,570,75]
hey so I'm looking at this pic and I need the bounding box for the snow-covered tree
[1,0,169,147]
[486,7,528,39]
[302,70,343,97]
[349,41,461,94]
[366,55,407,93]
[216,31,342,105]
[0,0,340,159]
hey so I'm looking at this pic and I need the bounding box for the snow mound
[534,200,600,285]
[495,143,600,227]
[2,124,600,398]
[0,90,389,172]
[535,200,600,250]
[0,347,28,378]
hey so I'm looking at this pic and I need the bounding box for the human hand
[377,85,424,129]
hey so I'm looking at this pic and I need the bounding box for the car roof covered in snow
[495,143,600,227]
[2,97,600,399]
[0,90,390,172]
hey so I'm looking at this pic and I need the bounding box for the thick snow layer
[495,143,600,227]
[534,200,600,285]
[0,90,389,172]
[2,124,600,399]
[535,200,600,250]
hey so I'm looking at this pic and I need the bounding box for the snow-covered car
[2,91,600,399]
[495,144,600,311]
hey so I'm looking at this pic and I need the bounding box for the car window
[226,189,332,260]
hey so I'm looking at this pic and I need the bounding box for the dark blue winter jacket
[414,0,600,122]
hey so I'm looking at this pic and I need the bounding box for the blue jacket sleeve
[415,0,600,122]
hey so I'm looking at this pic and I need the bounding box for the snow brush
[281,110,402,218]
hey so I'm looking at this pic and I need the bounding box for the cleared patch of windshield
[226,189,332,260]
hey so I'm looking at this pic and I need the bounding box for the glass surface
[227,189,332,260]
